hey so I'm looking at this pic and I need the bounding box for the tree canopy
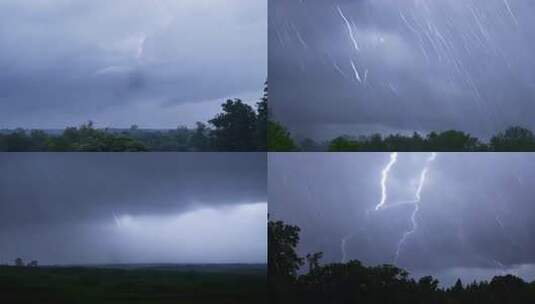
[266,125,535,151]
[0,94,267,152]
[269,219,535,304]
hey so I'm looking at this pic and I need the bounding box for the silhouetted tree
[14,257,24,267]
[269,219,535,304]
[306,252,323,273]
[268,219,304,303]
[27,260,38,268]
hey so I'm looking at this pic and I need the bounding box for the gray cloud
[0,0,266,128]
[270,0,535,140]
[0,153,267,264]
[269,153,535,284]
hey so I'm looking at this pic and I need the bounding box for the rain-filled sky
[270,0,535,140]
[269,153,535,286]
[0,0,266,129]
[0,153,267,265]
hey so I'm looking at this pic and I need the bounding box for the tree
[490,126,535,151]
[268,121,299,151]
[329,136,359,151]
[27,260,38,267]
[255,82,268,151]
[269,219,304,303]
[190,122,212,151]
[269,220,304,280]
[426,130,481,151]
[15,257,24,267]
[306,252,323,273]
[209,99,257,151]
[300,138,322,152]
[4,129,32,151]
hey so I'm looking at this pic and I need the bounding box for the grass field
[0,264,267,304]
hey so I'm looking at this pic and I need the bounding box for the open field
[0,264,266,304]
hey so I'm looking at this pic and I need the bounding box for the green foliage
[0,265,267,304]
[266,121,535,151]
[329,136,360,151]
[325,127,535,152]
[208,99,258,151]
[328,131,485,152]
[490,126,535,151]
[268,121,299,151]
[269,219,535,304]
[0,92,268,151]
[255,82,269,151]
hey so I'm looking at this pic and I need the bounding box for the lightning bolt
[375,153,398,211]
[337,5,360,52]
[341,153,437,264]
[341,153,397,262]
[350,60,362,84]
[394,153,437,264]
[112,210,121,228]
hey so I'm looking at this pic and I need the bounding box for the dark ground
[0,264,267,304]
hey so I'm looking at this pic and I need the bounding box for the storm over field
[269,153,535,286]
[0,0,266,128]
[0,153,267,265]
[270,0,535,140]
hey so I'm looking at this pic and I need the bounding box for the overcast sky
[270,0,535,140]
[269,153,535,286]
[0,0,266,129]
[0,153,267,265]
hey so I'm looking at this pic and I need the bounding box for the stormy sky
[270,0,535,140]
[0,0,266,129]
[269,153,535,286]
[0,153,267,265]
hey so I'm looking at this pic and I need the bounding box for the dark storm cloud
[0,0,266,128]
[0,153,266,227]
[270,0,535,140]
[269,153,535,283]
[0,153,267,264]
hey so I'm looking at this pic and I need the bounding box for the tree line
[268,122,535,152]
[0,90,267,152]
[269,219,535,304]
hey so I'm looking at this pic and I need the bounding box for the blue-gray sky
[0,153,267,265]
[0,0,266,129]
[269,153,535,286]
[270,0,535,140]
